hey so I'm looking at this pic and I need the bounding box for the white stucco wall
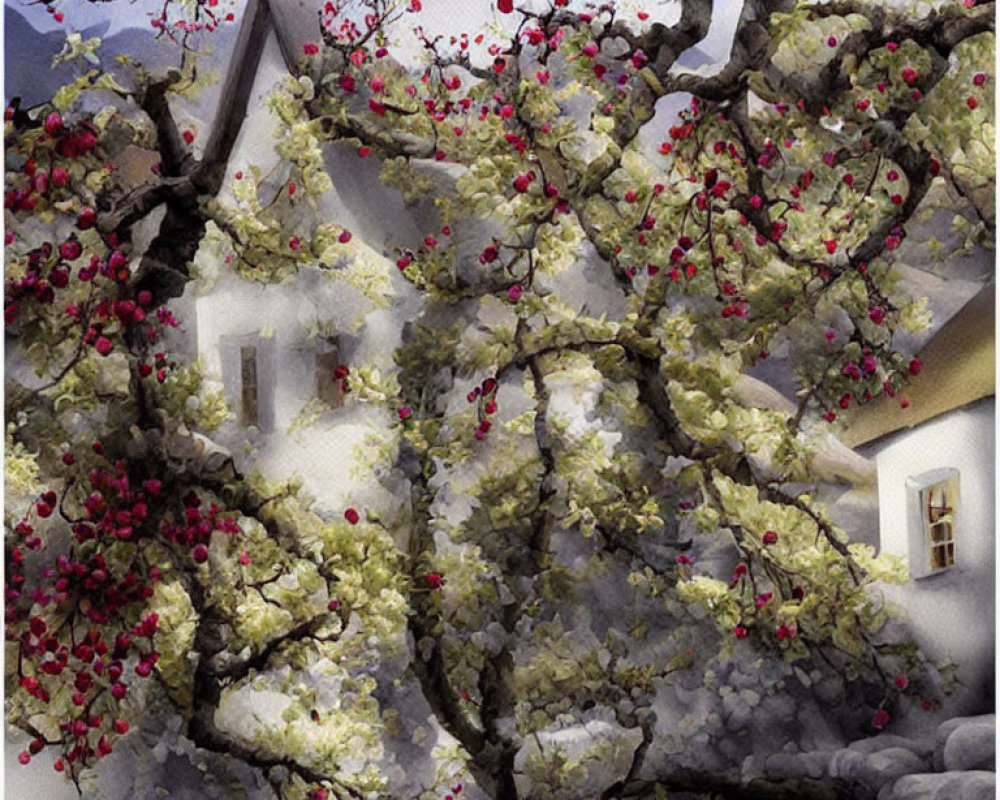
[870,397,995,715]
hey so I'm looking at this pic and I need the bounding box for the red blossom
[871,709,890,730]
[44,112,63,136]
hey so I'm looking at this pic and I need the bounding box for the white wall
[871,398,995,715]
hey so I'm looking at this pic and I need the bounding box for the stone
[866,747,931,783]
[882,770,997,800]
[797,703,846,751]
[764,751,809,780]
[828,748,869,781]
[849,734,935,759]
[934,714,996,771]
[942,720,995,772]
[799,750,833,780]
[513,717,644,799]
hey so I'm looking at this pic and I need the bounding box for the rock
[866,748,931,783]
[880,770,997,800]
[725,703,753,733]
[934,715,996,771]
[814,675,845,705]
[513,718,644,799]
[942,720,995,772]
[764,751,809,780]
[799,750,832,780]
[828,748,869,781]
[797,702,846,751]
[849,734,935,759]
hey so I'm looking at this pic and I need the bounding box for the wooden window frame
[905,468,959,580]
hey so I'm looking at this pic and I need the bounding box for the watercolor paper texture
[4,2,995,799]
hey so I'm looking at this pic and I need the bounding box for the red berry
[338,230,352,243]
[77,206,97,229]
[95,337,114,356]
[192,544,209,563]
[498,0,514,11]
[182,129,195,144]
[60,239,83,260]
[967,96,979,110]
[49,266,70,288]
[344,508,360,525]
[425,573,443,590]
[44,112,63,136]
[871,709,890,730]
[762,530,778,545]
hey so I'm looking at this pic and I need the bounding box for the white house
[840,282,996,720]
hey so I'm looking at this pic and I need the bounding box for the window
[220,333,275,433]
[315,345,345,409]
[240,345,259,427]
[906,468,959,579]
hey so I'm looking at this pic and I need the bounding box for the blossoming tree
[4,0,994,798]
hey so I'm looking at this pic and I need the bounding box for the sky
[5,0,743,72]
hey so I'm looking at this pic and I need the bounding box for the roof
[839,282,995,448]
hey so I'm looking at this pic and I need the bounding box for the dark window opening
[240,345,259,427]
[316,348,345,408]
